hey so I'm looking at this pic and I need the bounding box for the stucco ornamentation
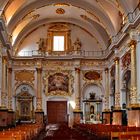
[43,69,74,96]
[15,70,35,87]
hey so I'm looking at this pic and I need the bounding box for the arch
[81,82,105,100]
[110,78,115,108]
[15,82,35,96]
[13,18,107,53]
[122,69,131,82]
[121,69,131,106]
[7,0,115,35]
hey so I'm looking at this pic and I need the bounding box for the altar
[82,94,102,124]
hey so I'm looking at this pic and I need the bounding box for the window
[47,24,71,54]
[53,36,64,51]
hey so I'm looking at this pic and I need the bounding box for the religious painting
[43,70,74,96]
[20,101,30,116]
[48,73,69,93]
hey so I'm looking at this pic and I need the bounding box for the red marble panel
[128,110,140,127]
[103,113,111,124]
[112,111,122,125]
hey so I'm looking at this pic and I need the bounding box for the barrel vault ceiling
[0,0,139,54]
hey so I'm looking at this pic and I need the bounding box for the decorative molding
[13,60,35,66]
[47,23,71,54]
[15,70,35,87]
[81,60,107,67]
[48,23,70,32]
[54,3,70,6]
[56,8,65,14]
[42,60,74,67]
[83,70,102,82]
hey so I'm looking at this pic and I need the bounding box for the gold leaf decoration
[15,70,35,83]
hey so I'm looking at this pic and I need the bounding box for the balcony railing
[16,49,109,59]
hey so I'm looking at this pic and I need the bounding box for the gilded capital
[114,57,119,64]
[2,56,7,64]
[36,67,42,73]
[75,67,80,73]
[105,68,109,73]
[8,67,12,73]
[129,40,137,49]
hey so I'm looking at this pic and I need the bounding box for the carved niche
[43,70,74,96]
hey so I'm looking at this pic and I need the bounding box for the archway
[82,83,104,123]
[110,79,115,110]
[15,84,35,122]
[122,70,131,107]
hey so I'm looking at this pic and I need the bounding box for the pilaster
[73,67,82,124]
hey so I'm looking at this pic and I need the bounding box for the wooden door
[47,101,67,124]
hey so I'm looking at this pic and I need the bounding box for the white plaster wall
[82,84,103,100]
[18,24,100,53]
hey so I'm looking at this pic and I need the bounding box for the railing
[13,4,140,59]
[16,49,109,58]
[111,3,140,47]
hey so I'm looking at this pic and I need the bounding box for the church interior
[0,0,140,139]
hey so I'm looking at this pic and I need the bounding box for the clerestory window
[53,36,64,51]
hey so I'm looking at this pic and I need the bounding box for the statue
[38,38,47,54]
[73,38,81,51]
[90,92,96,99]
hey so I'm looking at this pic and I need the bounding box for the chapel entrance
[47,101,68,124]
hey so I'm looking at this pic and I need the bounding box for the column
[0,56,8,127]
[128,40,140,127]
[104,68,110,111]
[114,57,121,109]
[129,40,137,105]
[136,34,140,103]
[7,67,14,126]
[73,67,82,124]
[7,67,12,111]
[112,57,122,125]
[35,67,44,124]
[36,67,42,111]
[1,57,7,108]
[74,67,81,111]
[102,68,112,124]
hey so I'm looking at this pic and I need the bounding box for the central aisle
[38,124,95,140]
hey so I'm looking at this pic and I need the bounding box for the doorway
[47,101,68,124]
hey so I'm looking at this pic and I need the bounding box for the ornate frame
[43,69,74,96]
[47,23,71,54]
[15,70,35,88]
[82,70,102,82]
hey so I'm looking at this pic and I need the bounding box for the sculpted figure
[73,38,81,51]
[38,38,47,53]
